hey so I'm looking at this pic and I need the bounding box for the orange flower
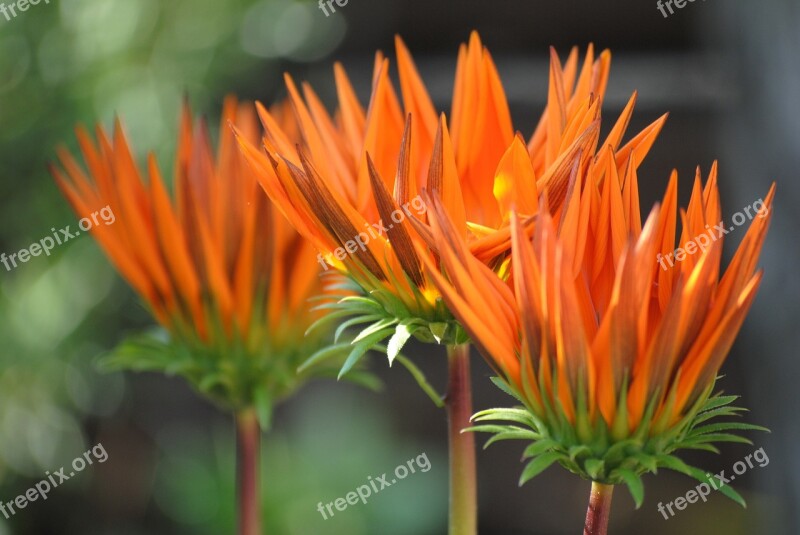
[235,33,666,366]
[424,161,774,504]
[51,97,327,411]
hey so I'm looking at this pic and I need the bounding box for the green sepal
[467,378,767,506]
[584,459,605,480]
[387,322,420,366]
[429,322,448,343]
[471,407,542,429]
[299,342,356,372]
[99,331,186,373]
[352,318,398,344]
[656,454,747,508]
[614,468,645,508]
[338,329,395,378]
[687,422,769,437]
[519,452,564,486]
[304,309,354,338]
[490,377,526,404]
[679,433,753,446]
[253,385,273,431]
[482,428,542,449]
[335,315,382,343]
[522,439,560,459]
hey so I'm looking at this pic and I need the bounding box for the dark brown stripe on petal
[394,114,413,206]
[295,147,387,280]
[367,153,424,287]
[541,120,599,211]
[426,121,444,197]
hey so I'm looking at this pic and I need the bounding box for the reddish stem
[446,344,477,535]
[584,482,614,535]
[236,409,261,535]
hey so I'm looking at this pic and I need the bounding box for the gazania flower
[236,33,668,535]
[423,161,774,533]
[51,97,334,535]
[236,33,668,363]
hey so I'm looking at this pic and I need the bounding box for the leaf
[680,433,753,446]
[98,333,177,373]
[338,329,394,378]
[352,318,398,344]
[429,322,448,343]
[673,443,721,454]
[253,386,273,431]
[569,445,592,461]
[335,315,382,343]
[462,424,522,435]
[699,395,740,412]
[304,309,354,337]
[690,406,748,427]
[657,455,747,508]
[584,459,605,480]
[164,358,194,375]
[519,452,563,485]
[687,422,769,437]
[338,295,385,311]
[522,440,560,459]
[298,342,352,372]
[483,429,542,449]
[490,376,526,403]
[603,439,642,463]
[631,453,658,473]
[387,323,418,366]
[198,373,225,393]
[471,408,538,428]
[616,468,645,508]
[394,355,444,408]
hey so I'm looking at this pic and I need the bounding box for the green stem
[583,482,614,535]
[446,344,477,535]
[236,409,261,535]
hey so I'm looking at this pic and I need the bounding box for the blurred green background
[0,0,798,534]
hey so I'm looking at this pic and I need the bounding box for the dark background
[0,0,797,533]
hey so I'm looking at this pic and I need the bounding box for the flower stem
[236,409,261,535]
[446,344,477,535]
[583,482,614,535]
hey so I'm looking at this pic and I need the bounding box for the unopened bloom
[424,161,774,507]
[51,98,330,416]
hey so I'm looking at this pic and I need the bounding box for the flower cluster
[52,98,333,417]
[236,34,670,374]
[50,32,774,535]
